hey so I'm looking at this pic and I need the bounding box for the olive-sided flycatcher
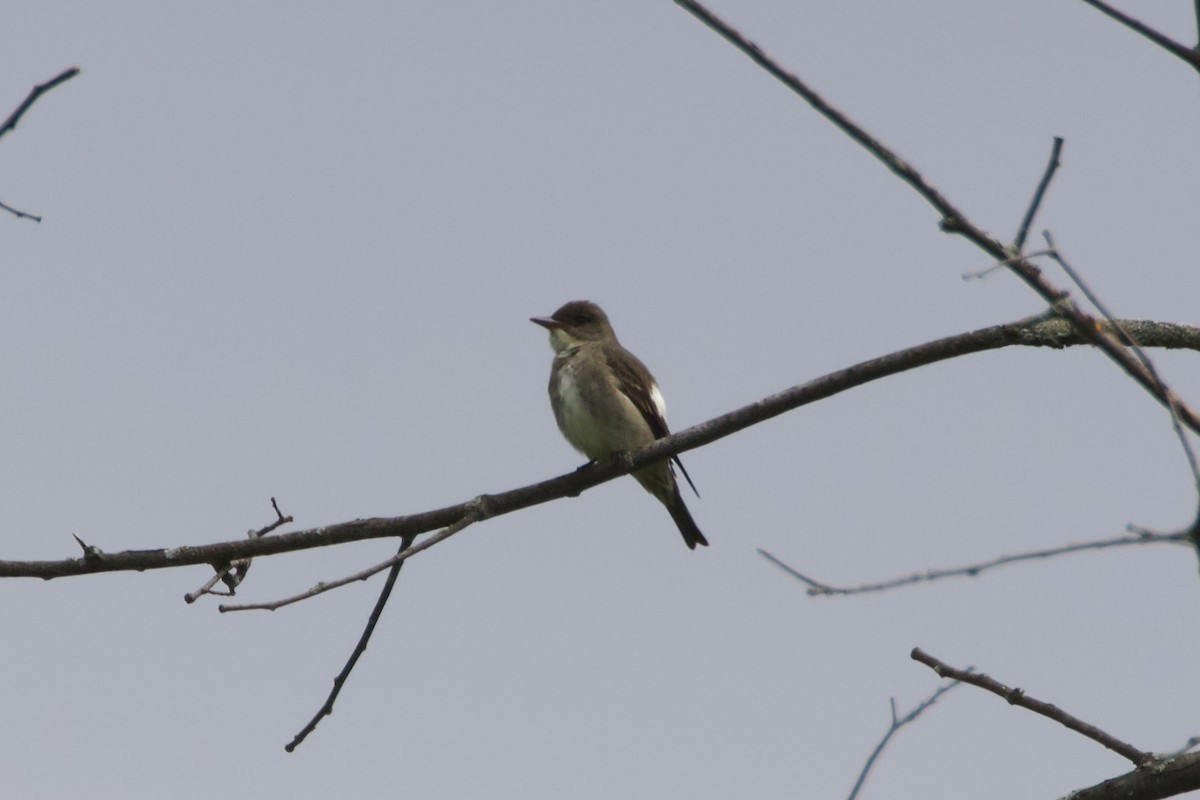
[531,300,708,549]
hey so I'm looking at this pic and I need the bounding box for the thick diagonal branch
[674,0,1200,437]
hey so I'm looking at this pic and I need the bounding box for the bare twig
[185,498,293,604]
[674,0,1200,438]
[2,317,1197,581]
[285,534,416,753]
[0,67,80,141]
[1013,137,1063,252]
[962,250,1054,282]
[848,683,962,800]
[220,509,479,613]
[1044,233,1200,497]
[911,648,1152,765]
[283,505,484,749]
[759,527,1190,596]
[0,199,42,223]
[2,67,81,224]
[1077,0,1200,72]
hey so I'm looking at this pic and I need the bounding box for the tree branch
[0,199,43,223]
[1077,0,1200,72]
[219,509,480,613]
[0,67,80,141]
[912,649,1200,797]
[674,0,1200,437]
[285,533,417,752]
[848,683,962,800]
[2,67,81,224]
[184,497,292,604]
[1196,0,1200,55]
[759,527,1191,597]
[1067,752,1200,800]
[1013,137,1063,253]
[0,317,1196,581]
[1043,233,1200,497]
[911,648,1151,765]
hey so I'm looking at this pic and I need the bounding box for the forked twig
[185,498,292,604]
[848,683,962,800]
[222,509,477,613]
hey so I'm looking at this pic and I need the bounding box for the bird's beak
[530,316,563,330]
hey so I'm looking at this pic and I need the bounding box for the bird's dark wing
[604,344,700,498]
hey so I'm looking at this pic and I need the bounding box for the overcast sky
[3,2,1199,798]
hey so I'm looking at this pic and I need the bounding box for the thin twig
[1044,232,1200,497]
[911,648,1152,766]
[962,250,1054,282]
[185,498,293,604]
[0,67,80,141]
[674,0,1200,438]
[0,199,42,223]
[759,527,1190,596]
[221,510,479,613]
[284,504,484,750]
[847,683,962,800]
[1013,137,1063,252]
[2,68,81,225]
[1077,0,1200,71]
[286,533,417,752]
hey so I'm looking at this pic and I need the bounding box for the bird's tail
[665,488,708,550]
[635,464,709,550]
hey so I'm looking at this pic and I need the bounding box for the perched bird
[531,300,707,549]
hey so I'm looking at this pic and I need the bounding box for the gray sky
[3,2,1199,798]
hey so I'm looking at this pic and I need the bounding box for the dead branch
[1066,752,1200,800]
[848,683,962,800]
[219,509,480,613]
[911,648,1150,765]
[759,528,1190,597]
[184,498,292,604]
[285,533,417,752]
[1076,0,1200,72]
[674,0,1200,438]
[1043,233,1200,495]
[0,67,80,141]
[1014,137,1063,252]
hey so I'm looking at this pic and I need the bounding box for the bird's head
[531,300,616,352]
